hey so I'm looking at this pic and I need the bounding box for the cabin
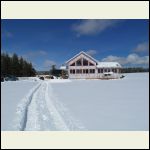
[60,51,122,79]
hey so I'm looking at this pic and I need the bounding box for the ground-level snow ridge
[13,81,85,131]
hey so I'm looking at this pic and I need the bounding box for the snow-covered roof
[97,62,122,68]
[60,66,67,70]
[65,51,98,64]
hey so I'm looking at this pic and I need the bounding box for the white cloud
[44,60,56,69]
[102,53,149,66]
[102,55,126,65]
[72,20,119,36]
[86,50,97,56]
[134,41,149,53]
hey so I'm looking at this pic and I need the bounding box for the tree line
[121,67,149,73]
[36,65,68,79]
[1,52,36,77]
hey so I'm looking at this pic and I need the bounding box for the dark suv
[5,75,19,81]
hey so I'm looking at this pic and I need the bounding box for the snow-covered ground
[1,80,39,131]
[1,73,149,131]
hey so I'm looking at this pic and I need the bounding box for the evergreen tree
[19,57,24,77]
[2,53,12,76]
[50,65,56,76]
[11,53,20,76]
[1,52,36,77]
[1,53,5,76]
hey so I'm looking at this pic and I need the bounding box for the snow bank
[1,81,39,130]
[18,77,40,81]
[49,79,72,83]
[13,82,41,131]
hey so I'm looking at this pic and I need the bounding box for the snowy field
[1,80,38,131]
[1,73,149,131]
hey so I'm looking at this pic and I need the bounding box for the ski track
[13,81,85,131]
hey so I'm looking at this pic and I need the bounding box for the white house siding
[68,69,121,79]
[68,66,97,79]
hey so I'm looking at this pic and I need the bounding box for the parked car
[1,76,4,82]
[5,75,19,81]
[50,75,54,79]
[102,72,114,79]
[39,76,44,80]
[120,75,125,79]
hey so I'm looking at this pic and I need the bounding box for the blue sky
[1,19,149,70]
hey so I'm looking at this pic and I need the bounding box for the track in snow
[13,81,85,131]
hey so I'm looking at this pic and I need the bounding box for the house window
[83,69,86,74]
[70,62,75,66]
[108,68,111,72]
[89,62,94,66]
[86,69,88,74]
[113,69,117,73]
[76,69,82,74]
[104,69,107,72]
[98,69,103,73]
[72,69,75,74]
[70,69,75,74]
[90,69,95,74]
[83,58,88,66]
[76,59,82,66]
[83,69,88,74]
